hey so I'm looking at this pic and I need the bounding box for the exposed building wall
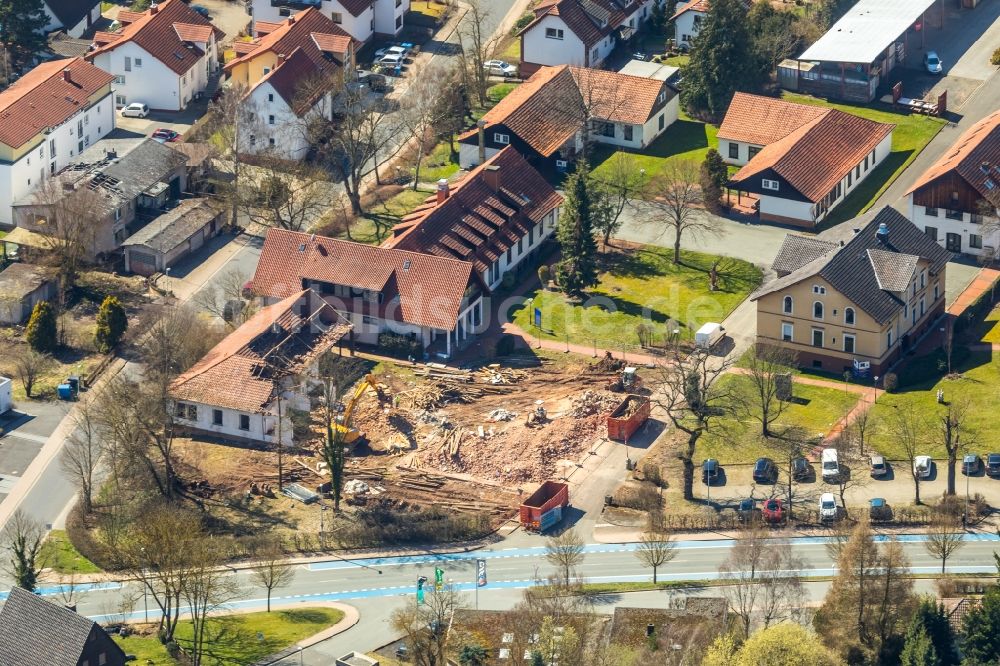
[673,10,705,48]
[373,0,407,36]
[520,15,587,72]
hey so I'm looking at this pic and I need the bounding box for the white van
[821,448,839,482]
[695,322,725,350]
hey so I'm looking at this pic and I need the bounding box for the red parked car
[151,128,180,142]
[761,498,784,523]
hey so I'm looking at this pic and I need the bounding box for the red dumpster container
[519,480,569,532]
[606,394,650,442]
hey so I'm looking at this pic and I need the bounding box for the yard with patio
[510,245,760,350]
[591,114,718,185]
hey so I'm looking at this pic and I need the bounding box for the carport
[779,0,943,102]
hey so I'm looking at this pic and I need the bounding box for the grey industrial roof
[122,198,221,252]
[0,587,105,666]
[752,207,952,323]
[770,235,838,275]
[798,0,937,64]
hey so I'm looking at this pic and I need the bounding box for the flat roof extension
[798,0,937,65]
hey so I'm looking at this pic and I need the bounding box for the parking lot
[695,458,1000,514]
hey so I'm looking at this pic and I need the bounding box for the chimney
[149,2,158,13]
[288,15,296,24]
[436,178,449,204]
[483,165,500,192]
[106,148,117,159]
[278,53,286,61]
[876,221,889,243]
[61,68,72,84]
[476,119,486,165]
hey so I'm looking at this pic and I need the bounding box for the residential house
[518,0,657,77]
[0,586,128,666]
[170,289,352,445]
[906,110,1000,258]
[0,376,10,415]
[41,0,103,38]
[670,0,708,48]
[86,0,223,111]
[0,263,58,324]
[778,0,938,103]
[225,9,355,159]
[122,198,226,275]
[0,57,115,227]
[457,65,678,170]
[12,138,189,259]
[249,0,409,44]
[751,207,951,375]
[252,229,485,357]
[383,147,563,291]
[723,93,894,227]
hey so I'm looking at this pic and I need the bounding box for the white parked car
[819,493,837,521]
[483,59,517,77]
[121,102,149,118]
[914,455,933,479]
[378,53,405,68]
[924,50,943,74]
[375,45,408,60]
[821,448,839,482]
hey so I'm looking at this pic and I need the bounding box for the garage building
[122,198,224,275]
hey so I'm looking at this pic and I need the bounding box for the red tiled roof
[232,41,259,55]
[170,289,351,413]
[906,109,1000,207]
[116,9,146,23]
[91,30,121,45]
[672,0,709,19]
[86,0,223,76]
[252,229,477,331]
[384,147,563,274]
[227,9,353,114]
[459,65,671,156]
[518,0,614,48]
[0,58,114,150]
[338,0,375,17]
[173,22,214,43]
[717,92,830,146]
[253,20,284,35]
[730,109,894,202]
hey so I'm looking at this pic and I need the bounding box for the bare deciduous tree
[192,268,259,329]
[250,538,296,612]
[846,403,875,457]
[889,404,928,505]
[634,529,677,583]
[719,523,804,638]
[3,509,46,591]
[390,583,464,666]
[646,160,720,264]
[13,348,54,398]
[652,344,733,500]
[61,399,104,514]
[455,0,501,108]
[239,156,336,232]
[735,343,797,437]
[399,61,455,190]
[545,528,585,586]
[924,515,965,574]
[939,399,973,497]
[204,82,258,228]
[184,538,241,666]
[593,152,644,245]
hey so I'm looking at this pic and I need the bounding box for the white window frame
[782,295,793,314]
[545,27,564,39]
[781,322,793,342]
[843,334,855,354]
[762,178,779,191]
[813,301,824,319]
[494,133,510,145]
[844,307,855,326]
[811,329,824,348]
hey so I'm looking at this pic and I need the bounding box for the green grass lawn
[591,114,718,183]
[697,377,861,464]
[781,92,946,228]
[414,140,460,183]
[867,349,999,460]
[410,0,447,17]
[974,305,1000,344]
[114,608,344,666]
[511,247,760,348]
[41,529,101,575]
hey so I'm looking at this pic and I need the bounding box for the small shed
[0,263,58,324]
[122,198,224,275]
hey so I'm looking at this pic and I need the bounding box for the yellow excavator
[333,374,388,444]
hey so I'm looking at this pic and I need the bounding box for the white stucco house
[457,65,678,170]
[518,0,657,77]
[42,0,103,38]
[86,0,222,112]
[249,0,408,43]
[0,57,115,227]
[906,110,1000,258]
[671,0,708,48]
[722,93,894,228]
[170,289,352,446]
[225,9,355,160]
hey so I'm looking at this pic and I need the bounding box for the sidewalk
[947,266,1000,316]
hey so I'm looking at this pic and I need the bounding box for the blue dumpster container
[57,384,73,400]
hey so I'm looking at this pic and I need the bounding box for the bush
[882,372,898,393]
[377,332,422,359]
[495,333,518,357]
[510,10,535,35]
[334,499,491,547]
[992,46,1000,66]
[26,301,58,353]
[95,295,128,353]
[537,265,549,287]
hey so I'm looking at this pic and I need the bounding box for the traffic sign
[476,559,487,587]
[434,567,444,591]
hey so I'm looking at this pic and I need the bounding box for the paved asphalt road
[24,533,1000,662]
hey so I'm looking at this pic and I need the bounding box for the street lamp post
[140,546,148,623]
[873,376,879,403]
[965,454,971,528]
